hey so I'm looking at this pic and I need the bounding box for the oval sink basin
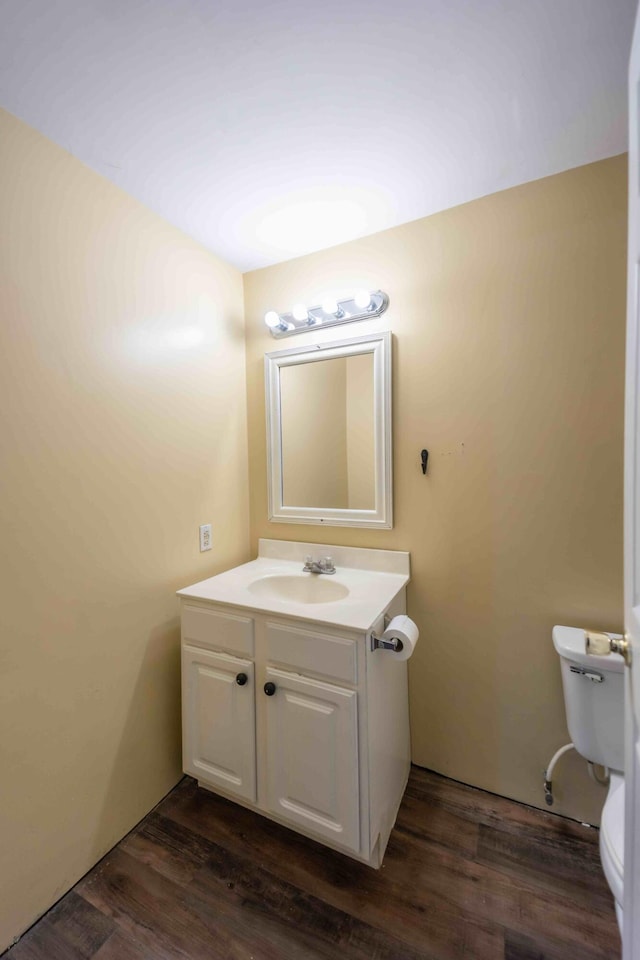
[248,574,350,605]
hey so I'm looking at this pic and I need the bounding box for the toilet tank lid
[552,625,625,674]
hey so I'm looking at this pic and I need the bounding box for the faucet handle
[321,556,335,573]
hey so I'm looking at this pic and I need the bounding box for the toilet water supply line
[543,743,609,805]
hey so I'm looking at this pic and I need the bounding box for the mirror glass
[265,332,392,529]
[280,354,375,510]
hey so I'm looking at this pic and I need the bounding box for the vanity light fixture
[264,310,294,333]
[321,298,343,319]
[264,290,389,338]
[354,289,373,310]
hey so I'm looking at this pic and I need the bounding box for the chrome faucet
[302,555,336,575]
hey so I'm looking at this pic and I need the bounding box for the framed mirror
[265,331,392,528]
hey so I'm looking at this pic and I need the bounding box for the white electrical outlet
[199,523,212,552]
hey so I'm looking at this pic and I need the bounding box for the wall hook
[421,449,429,475]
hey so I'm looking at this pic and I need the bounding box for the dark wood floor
[4,767,621,960]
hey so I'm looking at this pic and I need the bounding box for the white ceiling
[0,0,636,271]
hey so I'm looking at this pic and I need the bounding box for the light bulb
[292,303,308,322]
[354,289,371,310]
[265,310,281,329]
[322,298,339,316]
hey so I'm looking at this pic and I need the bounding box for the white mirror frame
[265,331,392,529]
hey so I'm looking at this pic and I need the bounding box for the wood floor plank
[92,932,154,960]
[77,847,250,960]
[460,921,506,960]
[117,811,437,960]
[184,817,438,960]
[120,813,211,886]
[388,821,616,957]
[5,893,114,960]
[406,767,600,844]
[124,817,352,960]
[503,926,618,960]
[161,784,507,960]
[82,841,411,960]
[161,778,618,959]
[477,819,611,904]
[44,892,115,958]
[394,789,479,857]
[3,767,620,960]
[3,924,84,960]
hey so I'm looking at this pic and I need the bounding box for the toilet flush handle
[585,630,631,667]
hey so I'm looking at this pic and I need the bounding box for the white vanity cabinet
[263,666,360,852]
[178,539,413,867]
[261,616,363,851]
[182,645,256,803]
[180,602,410,867]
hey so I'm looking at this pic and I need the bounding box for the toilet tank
[553,625,625,772]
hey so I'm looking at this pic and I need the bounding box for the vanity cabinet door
[182,645,256,803]
[263,667,360,853]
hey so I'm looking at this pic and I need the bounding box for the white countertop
[177,547,410,632]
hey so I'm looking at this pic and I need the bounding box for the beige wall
[244,155,627,825]
[0,109,250,950]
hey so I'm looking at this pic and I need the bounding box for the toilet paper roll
[381,615,419,661]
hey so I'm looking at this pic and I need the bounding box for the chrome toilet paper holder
[370,615,404,653]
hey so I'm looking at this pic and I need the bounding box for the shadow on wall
[90,616,182,865]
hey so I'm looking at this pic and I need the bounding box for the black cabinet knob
[235,672,248,686]
[264,681,276,697]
